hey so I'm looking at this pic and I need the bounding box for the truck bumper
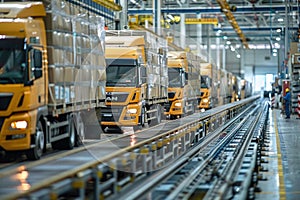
[0,112,32,151]
[199,97,210,109]
[101,104,140,126]
[165,100,183,116]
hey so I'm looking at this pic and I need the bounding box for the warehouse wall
[223,49,278,76]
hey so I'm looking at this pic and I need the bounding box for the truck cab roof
[0,2,45,18]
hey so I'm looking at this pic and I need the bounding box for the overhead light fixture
[278,18,284,22]
[276,29,281,33]
[276,37,281,41]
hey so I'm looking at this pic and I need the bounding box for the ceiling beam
[214,27,298,31]
[128,5,298,15]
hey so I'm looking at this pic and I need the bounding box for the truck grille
[0,93,13,111]
[165,103,171,112]
[106,92,128,103]
[101,106,123,122]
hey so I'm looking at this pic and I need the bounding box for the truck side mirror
[184,72,188,85]
[33,49,43,79]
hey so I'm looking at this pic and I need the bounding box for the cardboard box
[291,42,300,54]
[48,66,63,83]
[47,47,64,65]
[48,84,64,104]
[63,33,73,48]
[64,67,74,82]
[292,53,300,64]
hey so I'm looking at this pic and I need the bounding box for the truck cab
[0,3,47,159]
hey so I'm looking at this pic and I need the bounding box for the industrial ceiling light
[278,18,284,22]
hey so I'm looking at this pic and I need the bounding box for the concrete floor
[256,109,300,200]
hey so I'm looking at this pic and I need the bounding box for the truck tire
[27,121,45,160]
[149,105,161,126]
[75,113,85,146]
[52,117,76,150]
[134,106,147,131]
[64,117,76,149]
[156,105,162,124]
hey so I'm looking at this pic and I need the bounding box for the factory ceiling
[127,0,299,51]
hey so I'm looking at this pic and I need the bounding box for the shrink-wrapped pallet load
[144,31,168,100]
[44,0,106,111]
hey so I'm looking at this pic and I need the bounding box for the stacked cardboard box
[186,52,201,99]
[144,31,168,100]
[291,53,300,113]
[45,0,105,110]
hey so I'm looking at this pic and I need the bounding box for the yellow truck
[165,51,201,119]
[0,1,106,160]
[100,30,168,131]
[231,75,240,102]
[240,79,252,99]
[199,63,218,110]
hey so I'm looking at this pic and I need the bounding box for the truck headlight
[203,98,209,103]
[10,120,28,130]
[174,102,181,107]
[127,108,137,114]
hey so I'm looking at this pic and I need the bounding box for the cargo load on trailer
[101,30,168,132]
[0,1,106,160]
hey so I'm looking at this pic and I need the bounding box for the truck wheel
[191,102,196,114]
[140,107,147,126]
[149,105,161,126]
[75,113,85,146]
[64,117,76,149]
[52,117,76,150]
[101,125,108,133]
[156,105,162,124]
[27,121,45,160]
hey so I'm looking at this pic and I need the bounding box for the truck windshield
[168,68,182,87]
[0,39,26,84]
[106,65,137,87]
[201,75,210,88]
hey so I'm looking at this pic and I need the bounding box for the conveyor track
[0,96,260,200]
[125,100,269,200]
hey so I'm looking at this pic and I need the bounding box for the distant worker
[283,88,291,119]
